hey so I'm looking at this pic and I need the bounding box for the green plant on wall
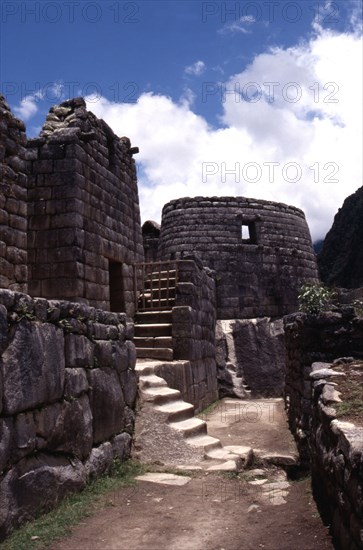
[298,283,335,314]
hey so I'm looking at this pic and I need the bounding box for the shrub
[298,283,335,314]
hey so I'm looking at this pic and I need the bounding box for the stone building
[157,196,319,319]
[0,96,28,292]
[26,97,144,317]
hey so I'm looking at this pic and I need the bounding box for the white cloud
[14,91,43,121]
[184,60,206,76]
[219,14,256,34]
[85,25,362,242]
[14,82,65,122]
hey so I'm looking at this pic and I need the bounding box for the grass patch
[2,460,145,550]
[197,399,220,420]
[333,360,363,426]
[335,395,363,419]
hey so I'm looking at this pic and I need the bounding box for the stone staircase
[136,361,253,471]
[134,267,177,361]
[134,310,174,361]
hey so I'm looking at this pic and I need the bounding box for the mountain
[318,186,363,288]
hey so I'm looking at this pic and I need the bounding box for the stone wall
[158,196,319,319]
[216,318,285,399]
[284,308,363,464]
[0,96,28,293]
[284,310,363,548]
[0,289,137,541]
[309,363,363,549]
[155,259,218,411]
[27,98,144,316]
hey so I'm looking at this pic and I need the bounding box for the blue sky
[1,1,362,240]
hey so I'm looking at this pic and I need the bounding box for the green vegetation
[335,388,363,421]
[298,283,335,314]
[2,460,145,550]
[197,399,220,421]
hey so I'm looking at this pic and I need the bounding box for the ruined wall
[158,197,319,319]
[284,308,363,464]
[155,259,218,411]
[0,289,137,540]
[0,96,28,292]
[308,363,363,550]
[27,98,144,317]
[284,311,363,548]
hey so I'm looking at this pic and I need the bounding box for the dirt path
[51,398,334,550]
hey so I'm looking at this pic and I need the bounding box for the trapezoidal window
[241,222,257,244]
[109,261,125,312]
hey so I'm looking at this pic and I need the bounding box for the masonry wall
[27,98,144,317]
[0,96,28,292]
[216,318,285,399]
[284,310,363,548]
[284,309,363,464]
[158,197,319,319]
[155,259,218,411]
[0,289,137,541]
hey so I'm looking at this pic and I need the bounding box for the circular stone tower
[158,196,319,319]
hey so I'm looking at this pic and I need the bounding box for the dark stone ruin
[157,196,319,319]
[1,94,362,547]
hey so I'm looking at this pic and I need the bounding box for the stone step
[142,386,181,405]
[155,400,195,422]
[134,323,172,337]
[138,374,168,389]
[206,460,239,472]
[134,336,173,349]
[136,348,173,361]
[169,417,208,438]
[135,362,158,376]
[206,448,239,461]
[186,434,222,453]
[135,311,172,324]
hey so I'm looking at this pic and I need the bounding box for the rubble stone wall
[158,197,319,319]
[284,310,363,548]
[0,289,137,541]
[27,98,144,316]
[0,96,28,292]
[156,260,218,412]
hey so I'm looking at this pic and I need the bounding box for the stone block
[112,432,132,461]
[64,334,94,368]
[118,368,137,407]
[88,368,125,444]
[84,442,113,480]
[64,367,89,398]
[35,395,93,459]
[13,412,36,461]
[1,320,65,414]
[0,418,13,473]
[112,344,129,373]
[94,340,114,367]
[0,304,7,356]
[0,453,86,541]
